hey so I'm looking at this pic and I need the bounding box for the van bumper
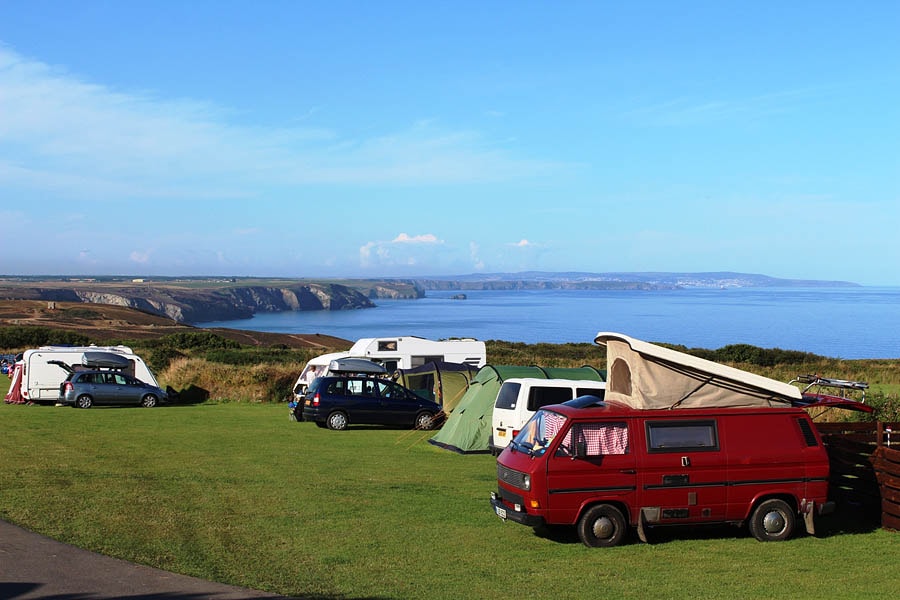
[490,492,544,527]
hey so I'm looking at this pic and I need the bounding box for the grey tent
[429,364,605,454]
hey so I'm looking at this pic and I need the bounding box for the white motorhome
[18,345,160,404]
[292,336,486,396]
[490,378,606,455]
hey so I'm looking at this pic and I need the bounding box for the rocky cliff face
[0,283,375,324]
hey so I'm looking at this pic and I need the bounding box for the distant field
[1,403,897,599]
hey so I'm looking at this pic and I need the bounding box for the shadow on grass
[167,385,210,406]
[531,501,882,547]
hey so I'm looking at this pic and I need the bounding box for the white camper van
[489,378,606,455]
[18,345,160,404]
[292,336,487,396]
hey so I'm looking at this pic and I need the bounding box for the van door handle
[621,469,636,474]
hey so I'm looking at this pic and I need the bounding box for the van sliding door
[639,419,726,524]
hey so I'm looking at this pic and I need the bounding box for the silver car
[60,370,167,408]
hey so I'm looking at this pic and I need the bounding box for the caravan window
[411,355,443,368]
[377,341,398,351]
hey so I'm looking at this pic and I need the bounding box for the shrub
[161,357,306,403]
[203,347,311,366]
[866,391,900,422]
[146,331,241,351]
[0,326,90,350]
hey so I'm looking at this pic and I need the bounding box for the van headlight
[523,474,531,491]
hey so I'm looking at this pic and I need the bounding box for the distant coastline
[0,271,862,325]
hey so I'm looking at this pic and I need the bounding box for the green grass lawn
[1,402,897,599]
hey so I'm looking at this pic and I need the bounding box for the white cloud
[129,250,151,264]
[0,47,564,202]
[234,227,261,236]
[511,239,533,247]
[392,233,441,244]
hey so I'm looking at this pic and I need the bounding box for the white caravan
[292,336,487,396]
[17,345,160,404]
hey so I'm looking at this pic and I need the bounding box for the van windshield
[511,410,568,457]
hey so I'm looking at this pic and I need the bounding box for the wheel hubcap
[592,517,615,539]
[763,511,786,534]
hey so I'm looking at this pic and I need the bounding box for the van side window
[609,358,632,395]
[528,386,573,411]
[646,420,718,452]
[557,422,629,457]
[495,382,521,410]
[575,387,605,400]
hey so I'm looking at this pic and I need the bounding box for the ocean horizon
[199,286,900,360]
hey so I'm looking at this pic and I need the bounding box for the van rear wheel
[76,394,93,409]
[577,504,627,548]
[749,499,795,541]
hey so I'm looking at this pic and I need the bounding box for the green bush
[0,326,90,349]
[146,346,187,373]
[865,391,900,422]
[202,347,310,366]
[145,331,241,351]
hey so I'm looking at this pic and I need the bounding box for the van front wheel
[577,504,627,548]
[749,499,795,542]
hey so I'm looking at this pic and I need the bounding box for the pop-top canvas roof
[594,332,802,410]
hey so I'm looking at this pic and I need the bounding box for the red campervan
[490,332,871,547]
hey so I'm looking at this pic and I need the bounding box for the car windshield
[511,409,568,457]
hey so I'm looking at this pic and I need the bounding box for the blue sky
[1,1,898,284]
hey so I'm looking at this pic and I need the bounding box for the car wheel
[76,394,93,409]
[749,499,795,542]
[577,504,628,548]
[140,394,158,408]
[326,411,348,430]
[414,411,437,430]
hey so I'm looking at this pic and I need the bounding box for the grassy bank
[1,402,897,599]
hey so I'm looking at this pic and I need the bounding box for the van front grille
[498,464,528,490]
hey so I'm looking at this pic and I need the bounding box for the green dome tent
[428,365,605,454]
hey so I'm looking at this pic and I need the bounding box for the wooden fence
[816,421,900,531]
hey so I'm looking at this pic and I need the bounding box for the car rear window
[527,386,574,411]
[495,382,521,409]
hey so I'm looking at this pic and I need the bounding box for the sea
[198,287,900,360]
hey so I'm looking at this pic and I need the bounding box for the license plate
[495,506,507,519]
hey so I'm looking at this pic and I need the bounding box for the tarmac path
[0,520,292,600]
